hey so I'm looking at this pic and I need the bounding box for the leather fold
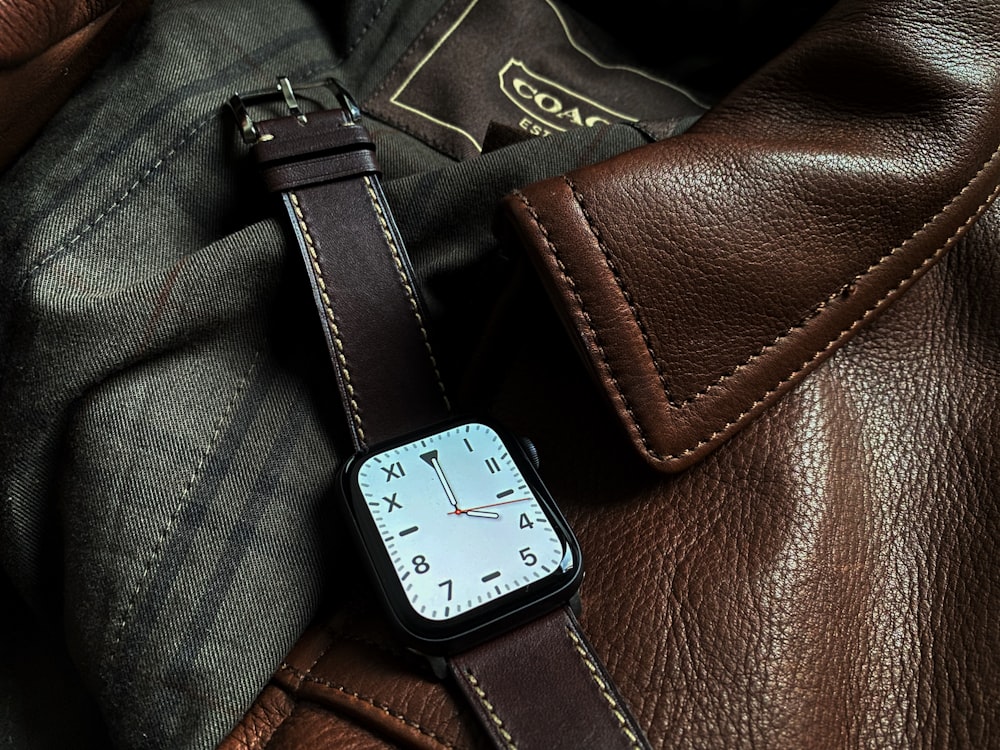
[498,0,1000,472]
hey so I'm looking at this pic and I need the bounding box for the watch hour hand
[459,509,500,519]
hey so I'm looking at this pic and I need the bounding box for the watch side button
[423,653,448,680]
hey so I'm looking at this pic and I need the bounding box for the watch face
[341,419,581,652]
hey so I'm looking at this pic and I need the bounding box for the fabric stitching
[106,350,261,669]
[368,0,458,102]
[562,174,679,407]
[365,0,477,157]
[20,112,219,289]
[564,626,641,750]
[535,141,1000,461]
[277,663,461,749]
[344,0,392,57]
[459,668,517,750]
[18,61,331,291]
[289,191,367,445]
[362,175,451,411]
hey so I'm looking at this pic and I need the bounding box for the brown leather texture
[0,0,150,171]
[499,0,1000,472]
[223,0,1000,748]
[254,109,452,451]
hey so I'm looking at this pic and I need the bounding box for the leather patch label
[366,0,705,159]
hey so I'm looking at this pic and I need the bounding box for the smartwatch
[339,417,582,657]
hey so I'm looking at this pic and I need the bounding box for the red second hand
[450,498,532,515]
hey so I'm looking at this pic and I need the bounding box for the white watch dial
[356,422,569,622]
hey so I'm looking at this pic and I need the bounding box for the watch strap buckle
[228,75,361,144]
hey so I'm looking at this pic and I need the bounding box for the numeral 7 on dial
[438,579,453,600]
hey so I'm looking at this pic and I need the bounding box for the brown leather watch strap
[450,606,649,750]
[253,104,450,451]
[238,79,648,749]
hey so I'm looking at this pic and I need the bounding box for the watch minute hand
[420,450,460,509]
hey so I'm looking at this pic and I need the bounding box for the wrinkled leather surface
[0,0,149,171]
[501,0,1000,472]
[223,0,1000,747]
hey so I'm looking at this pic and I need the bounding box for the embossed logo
[499,59,634,136]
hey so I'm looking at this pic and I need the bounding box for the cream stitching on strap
[461,668,517,750]
[363,175,451,412]
[564,627,642,750]
[289,191,367,444]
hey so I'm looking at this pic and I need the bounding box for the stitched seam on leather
[106,350,261,669]
[289,191,367,444]
[567,142,1000,413]
[459,668,517,750]
[510,190,660,458]
[363,174,451,411]
[564,626,642,750]
[666,156,1000,461]
[691,140,1000,403]
[549,142,1000,461]
[277,663,460,749]
[562,174,679,407]
[290,629,339,692]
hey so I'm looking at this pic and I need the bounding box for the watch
[230,76,649,750]
[339,417,582,656]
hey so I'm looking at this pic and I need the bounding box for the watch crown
[519,436,540,470]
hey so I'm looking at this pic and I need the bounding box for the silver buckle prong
[228,76,361,144]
